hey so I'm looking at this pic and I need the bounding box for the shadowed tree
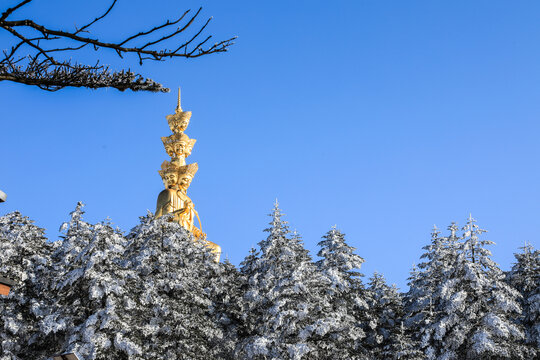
[0,0,235,92]
[365,272,407,359]
[0,211,53,360]
[507,243,540,353]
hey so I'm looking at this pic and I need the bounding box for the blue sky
[1,0,540,289]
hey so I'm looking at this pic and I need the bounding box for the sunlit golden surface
[155,89,221,261]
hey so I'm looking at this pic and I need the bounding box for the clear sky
[1,0,540,289]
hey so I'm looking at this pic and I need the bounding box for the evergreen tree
[210,258,244,359]
[0,211,52,360]
[38,203,138,359]
[507,243,540,352]
[429,216,530,359]
[315,227,370,359]
[55,202,94,266]
[365,272,409,359]
[124,214,224,360]
[381,322,424,360]
[236,246,261,351]
[237,203,324,360]
[406,224,459,357]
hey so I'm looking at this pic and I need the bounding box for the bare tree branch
[75,0,118,34]
[118,9,191,46]
[0,1,236,92]
[0,0,33,21]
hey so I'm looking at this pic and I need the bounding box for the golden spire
[155,88,221,261]
[176,87,182,112]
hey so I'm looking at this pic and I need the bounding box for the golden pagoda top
[165,88,192,134]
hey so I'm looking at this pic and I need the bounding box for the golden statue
[155,88,221,261]
[156,162,199,230]
[161,133,196,166]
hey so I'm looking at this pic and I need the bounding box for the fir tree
[429,216,530,359]
[210,258,244,359]
[0,211,52,360]
[381,322,424,360]
[236,246,261,351]
[406,224,459,357]
[38,203,138,359]
[365,272,409,359]
[237,203,324,360]
[507,243,540,352]
[55,202,94,266]
[315,227,370,359]
[124,214,224,360]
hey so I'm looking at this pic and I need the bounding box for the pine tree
[237,203,324,360]
[236,246,261,352]
[55,202,94,266]
[38,203,139,359]
[429,216,530,359]
[0,211,52,360]
[405,224,459,357]
[123,214,224,360]
[365,272,410,359]
[210,258,244,359]
[315,227,370,359]
[381,322,424,360]
[36,202,96,357]
[507,243,540,352]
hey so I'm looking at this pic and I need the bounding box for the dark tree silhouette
[0,0,235,92]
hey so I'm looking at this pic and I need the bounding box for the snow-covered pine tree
[406,226,442,350]
[507,243,540,352]
[405,224,459,357]
[429,216,531,359]
[365,272,411,359]
[314,227,370,359]
[381,322,424,360]
[0,211,53,360]
[123,213,225,360]
[209,258,244,359]
[55,202,94,265]
[38,203,139,359]
[35,202,95,357]
[236,203,325,360]
[236,246,261,355]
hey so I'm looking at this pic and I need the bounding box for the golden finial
[176,87,182,112]
[166,88,192,134]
